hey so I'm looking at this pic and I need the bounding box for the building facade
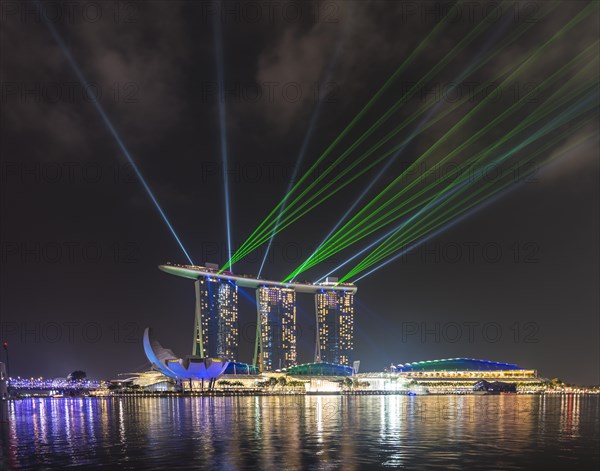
[315,280,354,366]
[193,276,239,360]
[255,286,297,371]
[160,264,356,370]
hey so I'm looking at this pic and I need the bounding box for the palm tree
[68,370,87,381]
[548,378,565,389]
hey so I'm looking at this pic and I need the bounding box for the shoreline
[6,390,599,399]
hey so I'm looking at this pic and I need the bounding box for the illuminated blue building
[315,278,355,366]
[391,358,538,379]
[395,358,526,372]
[143,328,229,381]
[192,264,239,361]
[159,264,357,370]
[255,286,297,371]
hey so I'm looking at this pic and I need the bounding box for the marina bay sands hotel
[160,263,356,372]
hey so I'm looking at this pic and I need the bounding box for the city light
[4,1,599,469]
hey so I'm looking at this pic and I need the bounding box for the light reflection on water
[1,395,598,470]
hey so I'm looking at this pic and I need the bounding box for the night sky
[1,0,598,385]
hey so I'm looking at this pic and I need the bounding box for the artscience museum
[143,328,230,383]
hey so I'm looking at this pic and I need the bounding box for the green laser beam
[341,100,597,280]
[325,61,599,269]
[343,128,595,282]
[220,1,468,271]
[286,70,596,280]
[324,82,598,278]
[228,1,557,269]
[285,11,599,279]
[258,1,572,270]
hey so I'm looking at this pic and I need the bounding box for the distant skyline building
[315,278,355,366]
[255,286,297,371]
[193,264,239,360]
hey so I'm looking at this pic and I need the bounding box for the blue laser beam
[236,286,257,306]
[35,1,194,265]
[213,14,234,271]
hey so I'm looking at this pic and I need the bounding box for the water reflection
[3,395,599,470]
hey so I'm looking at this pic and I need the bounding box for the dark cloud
[1,1,191,160]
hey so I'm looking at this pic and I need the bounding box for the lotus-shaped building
[143,328,229,380]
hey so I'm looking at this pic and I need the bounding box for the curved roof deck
[396,358,525,372]
[286,362,354,377]
[159,264,357,294]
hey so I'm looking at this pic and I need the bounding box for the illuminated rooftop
[286,362,354,377]
[396,358,526,372]
[159,263,358,294]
